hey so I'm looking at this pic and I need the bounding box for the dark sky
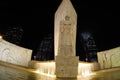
[0,0,120,52]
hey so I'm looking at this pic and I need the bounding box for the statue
[54,0,79,78]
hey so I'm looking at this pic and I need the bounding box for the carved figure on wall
[58,16,74,56]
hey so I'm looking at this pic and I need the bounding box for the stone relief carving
[98,47,120,69]
[0,39,32,67]
[58,16,74,56]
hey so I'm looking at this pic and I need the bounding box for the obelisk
[54,0,79,78]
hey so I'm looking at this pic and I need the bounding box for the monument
[29,0,100,78]
[54,0,79,78]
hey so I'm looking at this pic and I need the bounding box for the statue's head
[65,16,70,21]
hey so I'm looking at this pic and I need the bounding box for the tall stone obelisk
[54,0,79,78]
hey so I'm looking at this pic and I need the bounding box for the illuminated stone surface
[0,39,32,67]
[78,62,99,76]
[54,0,77,56]
[29,60,99,78]
[54,0,79,78]
[55,56,79,78]
[97,47,120,69]
[29,60,55,76]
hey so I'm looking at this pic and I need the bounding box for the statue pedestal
[55,56,79,78]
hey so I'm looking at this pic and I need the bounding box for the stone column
[54,0,79,78]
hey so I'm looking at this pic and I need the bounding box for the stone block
[97,47,120,69]
[0,39,32,67]
[55,56,79,78]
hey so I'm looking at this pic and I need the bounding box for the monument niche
[55,0,79,78]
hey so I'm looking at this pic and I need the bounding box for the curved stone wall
[97,47,120,69]
[0,39,32,67]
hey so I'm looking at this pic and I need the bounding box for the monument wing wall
[97,47,120,69]
[0,39,32,67]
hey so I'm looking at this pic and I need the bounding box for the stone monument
[54,0,79,78]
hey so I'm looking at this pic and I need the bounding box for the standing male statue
[58,16,74,56]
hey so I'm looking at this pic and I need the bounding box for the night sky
[0,0,120,52]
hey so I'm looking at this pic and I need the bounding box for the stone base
[55,56,79,78]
